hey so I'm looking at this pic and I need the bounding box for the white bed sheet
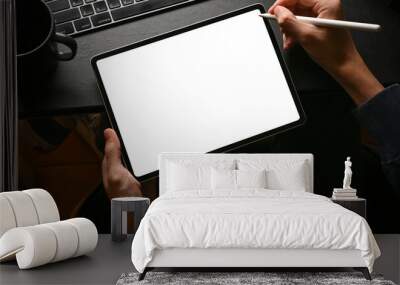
[131,190,380,272]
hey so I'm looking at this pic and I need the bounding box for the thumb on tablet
[102,128,143,199]
[104,128,121,166]
[103,128,122,188]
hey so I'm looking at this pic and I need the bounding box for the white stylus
[259,13,381,32]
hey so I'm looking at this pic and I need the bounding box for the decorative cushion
[211,168,236,190]
[237,159,309,191]
[236,169,267,189]
[166,159,235,192]
[167,163,211,191]
[211,169,268,190]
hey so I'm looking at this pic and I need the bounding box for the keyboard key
[111,0,161,21]
[107,0,121,9]
[47,0,70,12]
[53,0,192,34]
[80,4,94,16]
[54,8,81,24]
[91,11,111,26]
[70,0,83,6]
[56,22,75,34]
[93,1,107,12]
[121,0,133,5]
[74,17,92,31]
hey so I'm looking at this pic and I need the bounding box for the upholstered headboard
[159,153,314,195]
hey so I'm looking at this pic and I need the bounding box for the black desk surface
[19,0,400,116]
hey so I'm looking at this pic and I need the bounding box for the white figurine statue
[343,157,353,189]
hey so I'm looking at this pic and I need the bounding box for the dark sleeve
[356,84,400,196]
[356,84,400,163]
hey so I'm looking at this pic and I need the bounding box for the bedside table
[331,198,367,219]
[111,197,150,241]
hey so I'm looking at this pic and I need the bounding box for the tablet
[92,4,305,180]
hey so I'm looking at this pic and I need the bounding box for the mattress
[131,190,380,273]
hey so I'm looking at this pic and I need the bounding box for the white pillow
[237,159,309,191]
[167,163,211,191]
[166,159,235,192]
[236,169,267,188]
[211,169,268,190]
[211,168,236,189]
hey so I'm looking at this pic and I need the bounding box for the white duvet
[131,190,380,272]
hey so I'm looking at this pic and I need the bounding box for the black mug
[17,0,77,94]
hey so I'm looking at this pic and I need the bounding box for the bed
[131,153,380,280]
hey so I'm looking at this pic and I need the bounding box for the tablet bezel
[92,4,306,182]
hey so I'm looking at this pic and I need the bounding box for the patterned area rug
[117,272,396,285]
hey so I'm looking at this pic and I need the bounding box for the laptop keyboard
[44,0,197,36]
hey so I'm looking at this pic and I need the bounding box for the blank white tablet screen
[96,9,301,177]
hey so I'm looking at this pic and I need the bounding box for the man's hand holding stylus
[269,0,383,105]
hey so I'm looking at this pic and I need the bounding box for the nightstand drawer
[331,198,366,219]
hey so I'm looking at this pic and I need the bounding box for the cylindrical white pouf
[23,189,60,224]
[1,192,39,227]
[42,221,79,262]
[65,218,98,257]
[0,196,17,237]
[0,226,57,269]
